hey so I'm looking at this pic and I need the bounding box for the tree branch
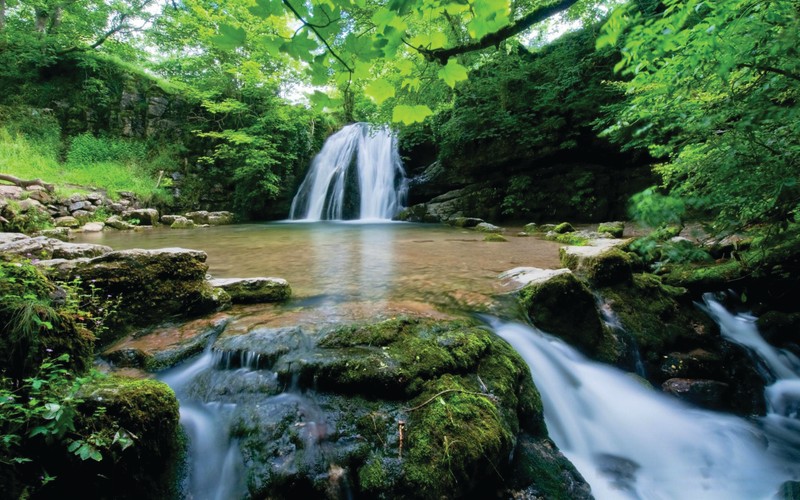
[738,63,800,83]
[281,0,353,73]
[0,173,55,192]
[414,0,581,64]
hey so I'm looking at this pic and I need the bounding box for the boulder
[40,248,231,344]
[105,215,137,230]
[207,211,235,225]
[518,272,605,355]
[201,316,584,498]
[448,217,484,228]
[34,227,72,241]
[160,214,181,225]
[662,378,730,410]
[484,233,507,242]
[81,222,105,232]
[209,277,291,304]
[55,216,80,228]
[597,221,625,238]
[499,267,572,289]
[170,216,195,229]
[474,222,503,233]
[560,245,633,285]
[553,222,575,234]
[184,210,210,224]
[124,208,159,226]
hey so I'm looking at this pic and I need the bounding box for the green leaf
[438,59,469,88]
[392,104,433,125]
[365,79,396,104]
[248,0,283,18]
[279,33,319,62]
[210,24,247,51]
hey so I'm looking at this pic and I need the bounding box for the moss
[518,273,604,355]
[661,258,744,292]
[597,221,625,238]
[598,273,709,366]
[553,222,575,234]
[401,374,515,498]
[546,232,589,245]
[508,433,592,499]
[483,233,507,242]
[585,248,633,286]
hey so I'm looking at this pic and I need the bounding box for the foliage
[66,133,147,166]
[599,0,800,229]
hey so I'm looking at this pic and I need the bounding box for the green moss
[518,273,604,355]
[598,273,707,364]
[661,258,745,291]
[483,233,508,242]
[597,221,625,238]
[585,248,633,286]
[553,222,575,234]
[546,232,589,245]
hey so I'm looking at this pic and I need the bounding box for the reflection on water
[74,222,562,311]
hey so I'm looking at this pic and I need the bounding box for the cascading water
[492,313,800,499]
[289,122,407,221]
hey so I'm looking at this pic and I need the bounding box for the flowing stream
[289,123,407,221]
[494,297,800,499]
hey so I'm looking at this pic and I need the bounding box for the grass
[0,127,162,200]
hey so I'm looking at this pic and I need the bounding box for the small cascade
[159,347,247,500]
[290,122,407,221]
[492,318,800,499]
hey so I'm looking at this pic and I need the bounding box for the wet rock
[597,221,625,238]
[554,222,575,234]
[506,433,593,499]
[518,272,605,355]
[201,316,584,499]
[34,227,72,241]
[660,350,723,379]
[209,277,291,304]
[160,214,181,225]
[500,267,572,290]
[104,314,231,371]
[757,311,800,349]
[662,378,730,409]
[55,216,80,228]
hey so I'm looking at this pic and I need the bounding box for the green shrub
[66,134,147,166]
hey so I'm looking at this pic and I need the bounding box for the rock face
[209,277,291,304]
[135,316,590,499]
[40,248,231,343]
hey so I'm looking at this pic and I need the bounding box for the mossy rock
[560,246,633,286]
[27,376,183,500]
[484,233,507,242]
[553,222,575,234]
[545,232,589,246]
[661,259,746,292]
[597,221,625,238]
[506,433,592,499]
[518,272,605,355]
[598,273,710,367]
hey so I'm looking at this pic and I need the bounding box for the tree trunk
[0,173,55,192]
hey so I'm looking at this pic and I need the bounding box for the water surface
[75,222,561,313]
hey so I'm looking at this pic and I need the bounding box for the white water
[160,347,247,500]
[493,308,800,499]
[289,123,407,221]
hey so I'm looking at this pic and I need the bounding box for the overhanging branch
[414,0,581,64]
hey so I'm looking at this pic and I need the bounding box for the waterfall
[289,123,407,221]
[492,316,800,499]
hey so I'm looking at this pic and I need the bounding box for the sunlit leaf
[365,79,396,104]
[438,58,469,88]
[392,104,433,125]
[210,24,246,51]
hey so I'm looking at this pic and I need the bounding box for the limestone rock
[499,267,572,289]
[448,216,484,228]
[209,277,291,304]
[160,214,181,225]
[184,210,210,224]
[0,233,110,260]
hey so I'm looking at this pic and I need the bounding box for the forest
[2,0,800,497]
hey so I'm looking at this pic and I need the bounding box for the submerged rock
[209,277,291,304]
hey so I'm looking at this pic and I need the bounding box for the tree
[597,0,800,228]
